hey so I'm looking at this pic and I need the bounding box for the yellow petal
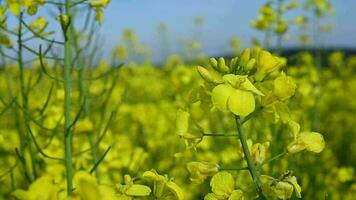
[299,132,325,153]
[125,184,151,196]
[228,190,244,200]
[288,132,325,154]
[273,73,296,101]
[223,74,264,96]
[204,193,221,200]
[175,109,190,136]
[211,84,235,111]
[166,181,184,200]
[210,172,235,196]
[8,3,21,15]
[95,8,104,25]
[273,181,293,199]
[285,176,302,198]
[74,171,101,200]
[11,190,28,200]
[227,89,255,117]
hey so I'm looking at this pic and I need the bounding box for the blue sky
[5,0,356,62]
[97,0,356,60]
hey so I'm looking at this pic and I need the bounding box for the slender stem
[18,13,37,181]
[220,166,249,171]
[241,106,263,125]
[70,9,101,182]
[64,0,74,194]
[261,150,287,166]
[203,133,237,137]
[235,116,266,199]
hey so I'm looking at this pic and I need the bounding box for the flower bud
[209,58,218,69]
[255,51,284,81]
[57,14,71,33]
[245,58,256,71]
[239,48,251,67]
[218,57,229,72]
[95,8,104,25]
[90,0,111,8]
[197,66,214,83]
[27,4,38,16]
[0,34,13,48]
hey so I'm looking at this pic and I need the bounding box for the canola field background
[0,0,355,200]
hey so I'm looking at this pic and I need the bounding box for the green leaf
[227,89,255,117]
[211,172,235,196]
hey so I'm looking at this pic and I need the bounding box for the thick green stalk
[235,116,266,199]
[64,0,74,194]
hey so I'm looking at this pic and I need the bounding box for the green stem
[262,151,287,166]
[70,10,101,182]
[219,166,249,171]
[203,133,237,137]
[64,0,74,194]
[235,116,266,199]
[18,13,37,181]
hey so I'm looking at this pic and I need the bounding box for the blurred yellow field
[0,0,355,199]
